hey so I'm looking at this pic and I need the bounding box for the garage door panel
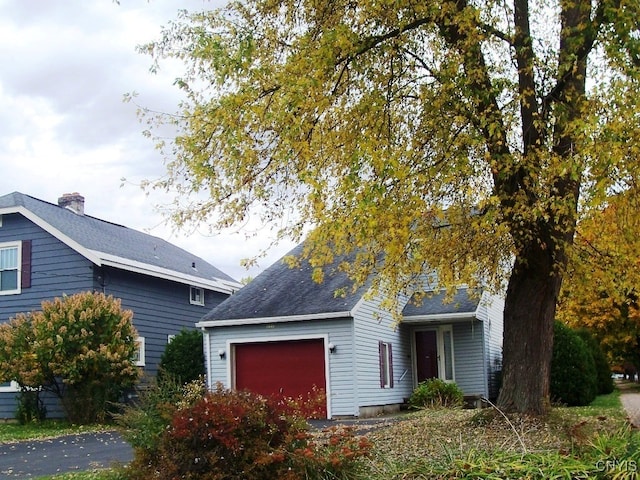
[234,338,327,417]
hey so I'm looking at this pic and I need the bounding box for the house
[0,191,241,418]
[197,242,504,419]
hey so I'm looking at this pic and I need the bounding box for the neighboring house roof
[402,288,481,320]
[0,192,240,294]
[200,242,368,324]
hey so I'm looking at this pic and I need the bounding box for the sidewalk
[617,380,640,428]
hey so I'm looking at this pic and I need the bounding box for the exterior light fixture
[218,349,226,359]
[328,343,336,353]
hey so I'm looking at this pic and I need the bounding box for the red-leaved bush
[127,385,371,480]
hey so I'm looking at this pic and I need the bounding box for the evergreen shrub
[550,321,598,406]
[158,328,205,384]
[575,328,614,395]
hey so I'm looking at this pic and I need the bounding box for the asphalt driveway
[0,430,132,478]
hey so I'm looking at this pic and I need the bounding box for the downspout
[202,328,212,389]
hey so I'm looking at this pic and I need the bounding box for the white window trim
[133,336,146,367]
[380,341,393,389]
[440,326,455,382]
[412,325,456,386]
[0,380,20,393]
[0,241,21,295]
[190,286,205,306]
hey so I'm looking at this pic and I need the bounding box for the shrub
[158,329,205,384]
[126,385,371,480]
[550,321,598,406]
[575,328,614,395]
[409,378,463,408]
[0,291,139,424]
[115,377,206,457]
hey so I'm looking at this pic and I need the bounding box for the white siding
[451,320,487,396]
[352,293,414,410]
[204,317,356,417]
[479,293,504,400]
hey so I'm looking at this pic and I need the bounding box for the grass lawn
[33,472,126,480]
[364,388,639,479]
[2,386,638,480]
[0,420,109,443]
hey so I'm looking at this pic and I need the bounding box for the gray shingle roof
[201,243,366,321]
[403,288,480,317]
[0,192,238,291]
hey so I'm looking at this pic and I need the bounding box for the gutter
[196,310,353,328]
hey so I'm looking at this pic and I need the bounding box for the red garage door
[234,338,327,417]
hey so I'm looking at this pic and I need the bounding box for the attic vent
[58,192,85,215]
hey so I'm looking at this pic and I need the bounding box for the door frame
[226,333,332,418]
[411,325,455,387]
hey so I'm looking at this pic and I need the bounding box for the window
[190,286,204,306]
[0,242,19,294]
[132,337,145,366]
[0,380,19,393]
[378,341,394,388]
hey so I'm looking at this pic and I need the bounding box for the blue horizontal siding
[0,213,94,323]
[353,293,413,410]
[0,212,230,419]
[103,268,227,378]
[451,321,486,396]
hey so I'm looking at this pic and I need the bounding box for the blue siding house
[198,242,504,419]
[0,191,241,419]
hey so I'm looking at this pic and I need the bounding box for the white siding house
[197,243,504,419]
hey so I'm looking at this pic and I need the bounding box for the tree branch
[514,0,541,154]
[542,0,605,114]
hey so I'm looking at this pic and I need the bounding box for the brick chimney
[58,192,85,215]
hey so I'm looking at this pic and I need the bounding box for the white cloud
[0,0,296,281]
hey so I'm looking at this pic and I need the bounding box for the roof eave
[196,310,353,329]
[1,206,240,294]
[402,311,478,323]
[95,251,242,294]
[0,206,103,265]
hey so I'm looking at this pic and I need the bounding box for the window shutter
[21,240,31,289]
[388,343,394,388]
[378,341,384,388]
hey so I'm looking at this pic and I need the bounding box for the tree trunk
[497,240,564,415]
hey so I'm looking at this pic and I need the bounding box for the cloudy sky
[0,0,296,281]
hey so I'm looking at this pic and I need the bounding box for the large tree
[138,0,640,414]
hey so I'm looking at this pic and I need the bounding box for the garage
[233,338,327,417]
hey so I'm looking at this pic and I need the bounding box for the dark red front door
[234,338,327,416]
[415,331,438,382]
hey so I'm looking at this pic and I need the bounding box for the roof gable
[0,192,240,293]
[201,243,366,322]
